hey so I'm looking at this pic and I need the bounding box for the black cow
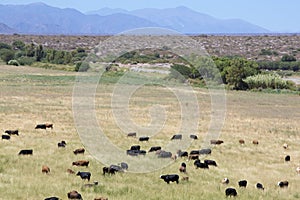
[160,174,179,184]
[190,134,198,139]
[120,162,128,170]
[35,124,47,129]
[58,141,66,148]
[103,165,123,175]
[18,149,33,155]
[2,135,10,140]
[225,188,237,197]
[130,145,140,151]
[199,148,211,155]
[177,150,188,157]
[44,197,60,200]
[190,150,199,155]
[76,171,91,181]
[278,181,289,188]
[127,132,136,137]
[171,134,182,140]
[157,151,172,158]
[285,155,290,162]
[126,149,146,156]
[238,180,247,187]
[73,148,85,155]
[148,146,161,152]
[139,136,149,142]
[256,183,264,190]
[179,162,186,173]
[194,159,209,169]
[204,159,217,167]
[5,130,19,135]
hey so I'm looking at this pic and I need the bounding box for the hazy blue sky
[0,0,299,32]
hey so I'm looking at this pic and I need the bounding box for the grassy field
[0,65,299,200]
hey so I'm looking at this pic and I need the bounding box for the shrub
[75,62,90,72]
[244,73,294,90]
[0,49,15,63]
[281,54,296,62]
[8,59,19,66]
[17,56,35,66]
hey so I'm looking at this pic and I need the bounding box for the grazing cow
[238,180,248,187]
[157,151,172,158]
[190,134,198,140]
[126,149,146,156]
[120,162,128,170]
[199,148,211,155]
[177,150,188,157]
[188,154,199,160]
[179,162,186,173]
[103,165,123,175]
[296,167,300,174]
[18,149,33,155]
[94,197,108,200]
[130,145,140,151]
[35,124,46,129]
[160,174,179,184]
[44,197,60,200]
[225,188,237,197]
[67,190,82,200]
[76,171,91,181]
[72,160,89,167]
[42,165,50,174]
[239,139,245,144]
[256,183,264,190]
[67,169,75,174]
[58,141,66,148]
[285,155,290,162]
[73,148,85,155]
[83,181,98,188]
[127,132,136,137]
[210,140,224,145]
[148,146,161,152]
[171,134,182,140]
[194,159,209,169]
[283,143,288,149]
[139,136,149,142]
[222,178,229,184]
[182,176,189,181]
[190,150,199,155]
[45,123,53,129]
[278,181,289,188]
[5,130,19,135]
[2,135,10,140]
[204,159,217,167]
[252,140,259,145]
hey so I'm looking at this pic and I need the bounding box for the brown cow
[252,140,259,145]
[67,190,82,199]
[182,176,189,181]
[42,165,50,174]
[127,132,136,137]
[73,148,85,155]
[239,139,245,144]
[94,197,108,200]
[67,169,75,174]
[72,160,89,167]
[210,139,224,145]
[45,123,53,129]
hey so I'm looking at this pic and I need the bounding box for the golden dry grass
[0,65,299,200]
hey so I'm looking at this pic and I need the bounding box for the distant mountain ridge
[0,2,269,35]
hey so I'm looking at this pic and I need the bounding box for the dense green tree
[35,44,44,61]
[12,40,25,51]
[0,49,15,63]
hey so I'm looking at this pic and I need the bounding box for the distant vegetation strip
[0,40,299,92]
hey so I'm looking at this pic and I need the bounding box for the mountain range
[0,2,269,35]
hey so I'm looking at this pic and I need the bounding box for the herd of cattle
[2,126,300,199]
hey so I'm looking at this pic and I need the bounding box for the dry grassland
[0,65,299,200]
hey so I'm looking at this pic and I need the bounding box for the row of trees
[0,40,89,71]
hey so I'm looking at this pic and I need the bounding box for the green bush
[244,73,294,90]
[75,62,90,72]
[8,59,20,66]
[17,56,35,66]
[0,49,15,63]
